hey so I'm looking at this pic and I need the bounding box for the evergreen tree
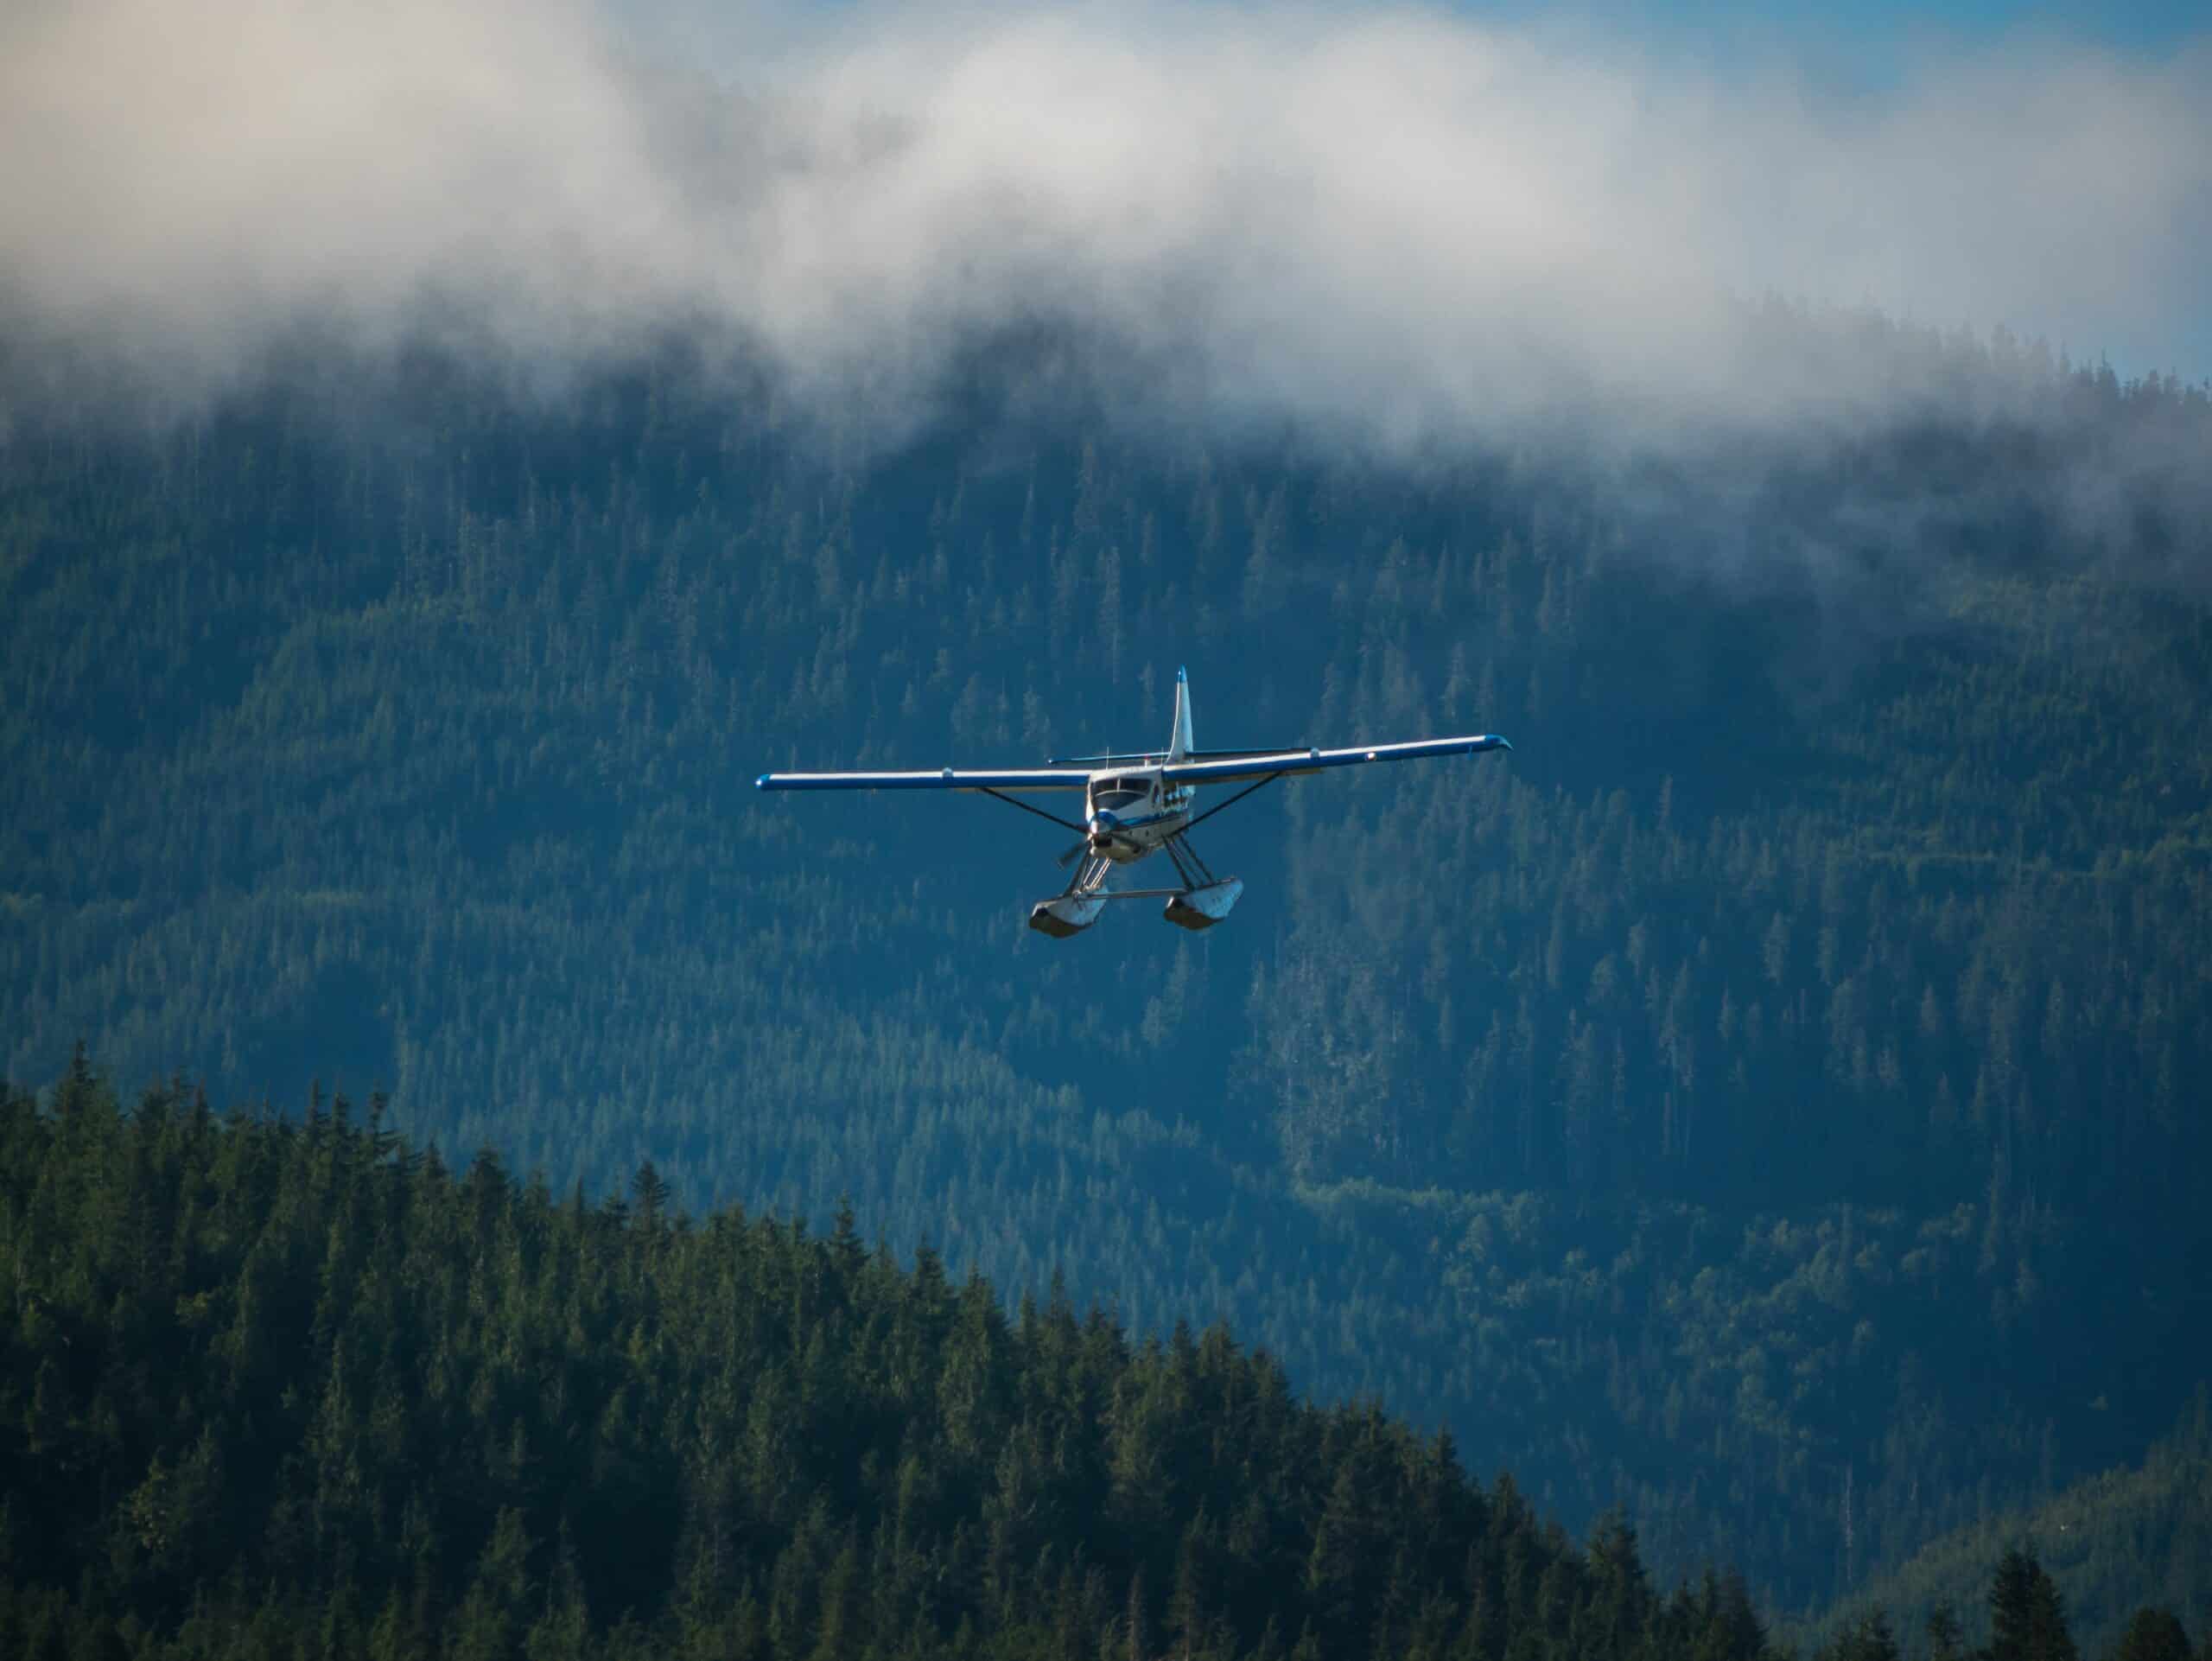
[2109,1610,2192,1661]
[1991,1550,2078,1661]
[1928,1602,1965,1661]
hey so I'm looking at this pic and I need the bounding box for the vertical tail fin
[1167,665,1194,762]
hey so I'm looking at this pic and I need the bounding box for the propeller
[1060,809,1116,869]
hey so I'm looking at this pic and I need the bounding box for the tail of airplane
[1168,665,1194,763]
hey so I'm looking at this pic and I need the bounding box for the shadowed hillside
[0,1059,1776,1661]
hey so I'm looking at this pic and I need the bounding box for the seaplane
[756,668,1511,938]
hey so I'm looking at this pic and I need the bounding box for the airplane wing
[1046,748,1307,766]
[756,767,1092,792]
[1158,735,1511,786]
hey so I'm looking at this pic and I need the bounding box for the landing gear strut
[1027,830,1243,938]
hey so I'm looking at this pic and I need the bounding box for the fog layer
[2,0,2207,443]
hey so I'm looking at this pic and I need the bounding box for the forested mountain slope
[1801,1391,2212,1661]
[3,326,2209,1614]
[0,1063,1773,1661]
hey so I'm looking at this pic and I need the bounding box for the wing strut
[975,787,1087,835]
[1181,772,1283,832]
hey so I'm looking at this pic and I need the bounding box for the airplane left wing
[1158,735,1510,786]
[756,767,1092,792]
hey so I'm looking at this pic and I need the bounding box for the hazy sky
[1,0,2205,447]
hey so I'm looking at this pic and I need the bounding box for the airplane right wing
[1157,735,1510,787]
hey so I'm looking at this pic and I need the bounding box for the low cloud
[2,0,2207,449]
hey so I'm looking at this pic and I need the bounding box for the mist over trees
[3,316,2209,1620]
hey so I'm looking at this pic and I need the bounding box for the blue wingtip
[755,773,770,789]
[1177,665,1187,683]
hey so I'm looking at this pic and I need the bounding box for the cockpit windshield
[1092,776,1151,809]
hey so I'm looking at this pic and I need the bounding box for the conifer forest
[3,316,2211,1657]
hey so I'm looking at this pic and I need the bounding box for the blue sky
[1474,0,2202,63]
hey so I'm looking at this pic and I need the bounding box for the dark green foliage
[0,1065,1775,1661]
[2,336,2210,1618]
[1828,1608,1903,1661]
[1802,1561,2123,1661]
[1805,1394,2212,1660]
[1929,1603,1967,1661]
[1991,1549,2079,1661]
[2110,1609,2193,1661]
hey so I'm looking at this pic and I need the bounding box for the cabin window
[1093,777,1150,807]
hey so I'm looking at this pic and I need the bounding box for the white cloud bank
[1,0,2206,445]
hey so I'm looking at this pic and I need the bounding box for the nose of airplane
[1089,810,1119,841]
